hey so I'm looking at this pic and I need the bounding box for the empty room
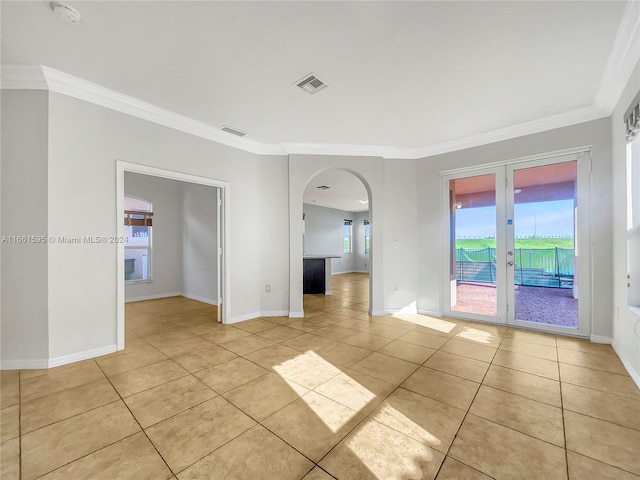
[1,1,639,479]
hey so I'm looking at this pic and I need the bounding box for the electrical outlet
[265,284,271,293]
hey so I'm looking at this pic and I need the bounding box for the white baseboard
[126,292,182,303]
[1,344,117,370]
[260,310,290,318]
[0,358,49,370]
[289,311,305,318]
[331,270,369,276]
[418,308,443,317]
[590,334,612,344]
[386,307,418,315]
[227,312,262,324]
[181,293,218,306]
[370,310,385,316]
[49,344,117,368]
[611,339,640,389]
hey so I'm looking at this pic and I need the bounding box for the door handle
[507,261,514,266]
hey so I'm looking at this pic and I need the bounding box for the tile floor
[1,273,639,479]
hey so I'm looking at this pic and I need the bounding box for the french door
[442,153,591,336]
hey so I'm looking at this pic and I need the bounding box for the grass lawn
[456,238,574,249]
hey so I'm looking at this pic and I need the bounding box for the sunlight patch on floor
[455,326,499,345]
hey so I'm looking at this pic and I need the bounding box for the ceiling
[304,170,369,212]
[1,1,631,155]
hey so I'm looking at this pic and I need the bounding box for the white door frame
[440,147,592,337]
[116,160,231,350]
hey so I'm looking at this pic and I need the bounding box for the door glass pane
[513,161,578,328]
[450,174,497,316]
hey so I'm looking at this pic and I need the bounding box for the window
[625,94,640,307]
[124,196,153,282]
[343,219,353,253]
[364,219,371,253]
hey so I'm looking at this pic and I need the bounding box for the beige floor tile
[501,328,556,346]
[435,457,492,480]
[195,357,269,393]
[234,319,278,333]
[408,316,463,338]
[1,438,20,480]
[96,347,167,377]
[0,405,19,442]
[378,339,436,364]
[559,363,640,400]
[341,331,393,350]
[556,336,618,355]
[402,367,479,411]
[177,425,313,480]
[262,391,364,462]
[441,339,497,363]
[143,329,197,347]
[21,378,119,434]
[367,324,411,339]
[146,396,255,473]
[124,375,216,428]
[483,364,561,407]
[449,414,567,480]
[319,418,444,480]
[39,432,173,480]
[270,349,342,389]
[21,401,140,480]
[452,325,503,348]
[288,318,334,332]
[219,334,275,356]
[370,388,466,453]
[564,410,640,475]
[283,332,336,352]
[313,325,360,341]
[557,347,628,375]
[315,342,372,369]
[0,371,19,408]
[492,348,559,380]
[351,352,418,385]
[20,361,105,403]
[314,369,395,415]
[223,372,307,421]
[244,344,303,371]
[109,359,189,397]
[153,336,217,358]
[185,321,226,336]
[399,331,449,349]
[172,344,238,372]
[566,451,640,480]
[302,467,334,479]
[256,325,305,342]
[562,383,640,430]
[200,327,252,344]
[469,385,564,446]
[425,351,489,382]
[499,338,557,361]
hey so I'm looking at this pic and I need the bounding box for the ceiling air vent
[295,74,328,95]
[316,185,330,190]
[220,126,247,137]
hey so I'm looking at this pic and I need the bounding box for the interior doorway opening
[116,162,230,350]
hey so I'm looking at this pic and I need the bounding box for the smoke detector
[295,73,328,95]
[50,2,81,24]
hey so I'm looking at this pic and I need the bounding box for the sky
[455,199,575,238]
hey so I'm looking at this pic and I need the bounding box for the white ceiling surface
[304,169,369,212]
[1,1,628,151]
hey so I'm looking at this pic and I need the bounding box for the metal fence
[456,247,574,288]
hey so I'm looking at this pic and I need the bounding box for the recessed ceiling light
[220,126,247,137]
[50,2,81,24]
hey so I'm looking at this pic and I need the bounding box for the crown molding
[593,0,640,114]
[0,62,620,160]
[0,65,286,156]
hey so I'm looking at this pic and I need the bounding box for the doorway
[442,152,591,336]
[116,161,230,350]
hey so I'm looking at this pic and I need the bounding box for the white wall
[1,91,50,367]
[182,182,218,305]
[416,118,612,338]
[611,60,640,386]
[124,173,184,301]
[303,203,355,274]
[2,90,289,362]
